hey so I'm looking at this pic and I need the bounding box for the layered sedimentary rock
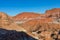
[0,12,12,26]
[0,8,60,40]
[13,8,60,40]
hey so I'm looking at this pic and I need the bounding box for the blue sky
[0,0,60,16]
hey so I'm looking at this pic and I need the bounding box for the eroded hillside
[0,8,60,40]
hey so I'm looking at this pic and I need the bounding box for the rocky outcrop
[0,12,13,26]
[45,8,60,18]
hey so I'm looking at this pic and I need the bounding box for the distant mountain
[13,12,41,21]
[13,8,60,24]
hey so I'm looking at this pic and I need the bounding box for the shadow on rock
[0,28,37,40]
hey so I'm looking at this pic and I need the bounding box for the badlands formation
[0,8,60,40]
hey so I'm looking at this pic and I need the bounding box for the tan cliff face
[0,12,9,25]
[0,12,13,25]
[0,8,60,40]
[0,12,9,20]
